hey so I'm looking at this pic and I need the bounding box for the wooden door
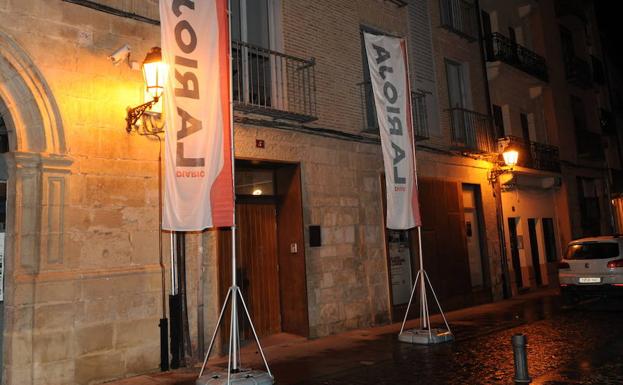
[418,178,472,304]
[219,202,281,338]
[219,162,309,339]
[276,166,309,336]
[387,176,473,319]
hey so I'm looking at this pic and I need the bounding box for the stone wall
[1,1,165,384]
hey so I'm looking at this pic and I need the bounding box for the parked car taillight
[606,258,623,269]
[558,261,570,269]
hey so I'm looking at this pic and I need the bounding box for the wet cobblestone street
[105,291,623,385]
[291,296,623,385]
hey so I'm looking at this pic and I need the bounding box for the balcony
[448,108,494,153]
[576,129,605,161]
[564,56,592,89]
[232,40,317,123]
[500,136,561,173]
[439,0,478,41]
[485,33,548,82]
[359,82,430,140]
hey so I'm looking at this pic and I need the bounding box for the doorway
[508,217,524,289]
[446,59,473,148]
[527,218,543,286]
[462,185,487,289]
[218,160,308,340]
[0,115,8,381]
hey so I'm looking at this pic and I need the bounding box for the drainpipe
[475,0,512,298]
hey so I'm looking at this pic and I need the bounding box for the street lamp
[121,46,170,371]
[502,146,519,169]
[125,47,168,133]
[489,144,520,183]
[489,142,521,299]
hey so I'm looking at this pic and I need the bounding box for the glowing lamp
[142,47,168,100]
[126,47,168,132]
[502,147,519,168]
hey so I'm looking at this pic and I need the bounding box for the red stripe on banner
[401,40,422,227]
[210,0,234,227]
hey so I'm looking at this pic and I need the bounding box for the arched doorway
[0,31,66,384]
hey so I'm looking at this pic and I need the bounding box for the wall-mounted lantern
[489,143,520,183]
[125,47,168,133]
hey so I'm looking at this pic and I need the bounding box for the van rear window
[565,242,620,260]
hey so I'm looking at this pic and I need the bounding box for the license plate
[579,277,601,283]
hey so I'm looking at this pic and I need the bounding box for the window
[439,0,478,40]
[520,113,530,141]
[591,55,605,84]
[360,27,386,132]
[235,169,275,196]
[565,242,619,260]
[559,26,574,61]
[446,59,472,145]
[492,104,504,138]
[0,116,8,153]
[481,11,494,59]
[577,177,601,237]
[570,96,586,131]
[232,0,276,108]
[446,59,467,109]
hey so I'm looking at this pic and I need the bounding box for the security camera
[108,44,131,65]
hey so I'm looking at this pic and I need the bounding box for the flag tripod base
[398,228,454,346]
[198,286,273,385]
[196,369,273,385]
[398,328,453,345]
[397,267,453,346]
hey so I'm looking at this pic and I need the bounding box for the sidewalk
[107,288,560,385]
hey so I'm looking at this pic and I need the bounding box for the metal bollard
[512,334,531,384]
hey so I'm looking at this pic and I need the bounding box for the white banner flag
[364,33,422,230]
[160,0,234,230]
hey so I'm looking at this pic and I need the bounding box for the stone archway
[0,30,65,154]
[0,31,69,385]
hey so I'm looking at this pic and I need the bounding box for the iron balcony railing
[564,56,592,89]
[501,136,560,173]
[439,0,478,41]
[232,40,317,122]
[486,33,548,82]
[448,107,494,153]
[359,81,430,140]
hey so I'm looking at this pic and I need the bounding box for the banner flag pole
[397,39,452,343]
[362,31,452,345]
[196,1,273,384]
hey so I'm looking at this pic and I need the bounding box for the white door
[464,210,484,288]
[462,185,484,288]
